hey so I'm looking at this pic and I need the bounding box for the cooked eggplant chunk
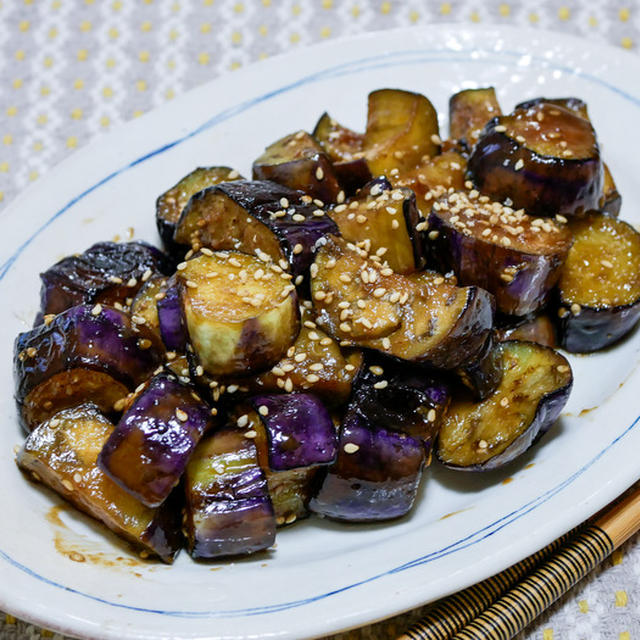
[468,102,603,218]
[184,427,275,558]
[252,131,342,203]
[557,213,640,352]
[600,163,622,217]
[449,87,502,149]
[436,341,572,470]
[174,180,338,278]
[363,89,440,177]
[17,404,182,562]
[156,166,243,253]
[230,308,361,404]
[495,313,557,348]
[311,235,493,368]
[313,112,365,163]
[455,334,503,401]
[157,279,188,352]
[14,305,163,431]
[351,355,449,447]
[233,393,337,523]
[129,275,168,340]
[394,151,467,207]
[309,408,425,522]
[515,97,590,121]
[178,251,299,376]
[99,373,214,507]
[38,241,172,320]
[329,180,425,274]
[427,190,572,315]
[247,393,337,470]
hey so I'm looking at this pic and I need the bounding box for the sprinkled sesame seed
[337,190,345,203]
[236,414,249,428]
[428,230,440,240]
[570,303,582,316]
[339,274,352,283]
[557,365,570,373]
[601,259,613,268]
[91,303,102,316]
[284,378,293,392]
[477,439,488,450]
[292,213,306,222]
[494,124,507,132]
[373,287,386,298]
[373,380,388,390]
[292,243,304,255]
[500,397,509,407]
[244,429,257,439]
[339,322,352,333]
[62,479,74,491]
[306,373,320,383]
[514,159,524,171]
[343,442,360,454]
[430,133,442,145]
[315,167,324,180]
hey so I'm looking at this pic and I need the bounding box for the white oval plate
[1,24,640,640]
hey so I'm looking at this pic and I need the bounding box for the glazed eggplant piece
[426,190,572,315]
[515,97,590,121]
[174,180,338,279]
[129,275,168,341]
[234,393,337,524]
[313,112,365,164]
[600,163,622,217]
[455,334,503,401]
[363,89,440,177]
[351,355,449,447]
[232,308,362,405]
[557,213,640,352]
[17,404,182,562]
[157,279,188,353]
[156,166,244,254]
[99,372,214,507]
[14,305,163,432]
[183,427,275,559]
[436,341,572,471]
[178,251,300,376]
[37,241,172,320]
[394,151,467,207]
[495,313,557,348]
[252,131,342,203]
[309,408,425,522]
[329,180,425,274]
[449,87,502,150]
[311,235,493,369]
[468,102,603,218]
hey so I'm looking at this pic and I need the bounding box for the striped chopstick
[399,484,640,640]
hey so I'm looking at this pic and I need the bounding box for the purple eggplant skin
[157,279,187,352]
[99,372,214,508]
[515,97,590,120]
[426,207,570,316]
[468,113,603,219]
[248,393,337,471]
[37,241,173,322]
[175,180,338,278]
[309,409,425,522]
[184,427,276,559]
[455,333,503,401]
[14,304,163,432]
[333,159,372,197]
[557,304,640,353]
[351,355,449,449]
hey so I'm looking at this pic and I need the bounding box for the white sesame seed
[244,429,257,439]
[343,442,360,454]
[237,414,249,428]
[176,408,188,422]
[258,405,269,416]
[514,159,524,171]
[91,303,102,316]
[292,243,304,255]
[315,167,324,180]
[373,380,388,390]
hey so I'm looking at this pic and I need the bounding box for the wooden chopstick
[398,484,640,640]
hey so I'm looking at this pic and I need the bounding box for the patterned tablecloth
[1,1,639,639]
